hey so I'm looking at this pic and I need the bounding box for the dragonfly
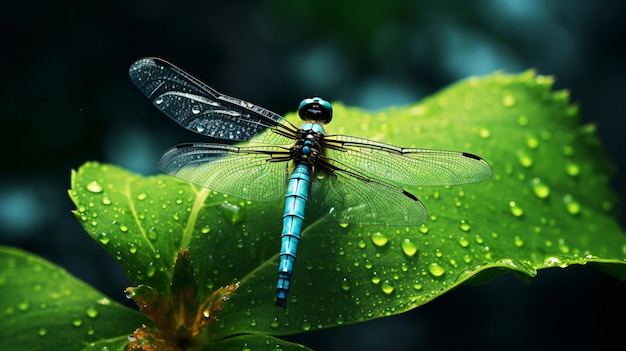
[129,57,493,308]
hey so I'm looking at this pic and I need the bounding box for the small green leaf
[0,246,148,351]
[69,71,626,343]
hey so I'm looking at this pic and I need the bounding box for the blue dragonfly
[129,57,493,308]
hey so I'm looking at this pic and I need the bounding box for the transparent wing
[158,143,291,202]
[129,57,296,143]
[310,171,428,226]
[324,134,493,187]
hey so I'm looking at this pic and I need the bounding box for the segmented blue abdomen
[276,161,311,307]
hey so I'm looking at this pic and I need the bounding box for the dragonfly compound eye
[298,97,333,123]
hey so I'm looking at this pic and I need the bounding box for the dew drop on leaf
[428,263,445,277]
[514,235,524,247]
[336,314,345,325]
[502,93,516,107]
[459,220,471,232]
[147,226,158,241]
[101,196,111,205]
[526,136,539,149]
[86,181,103,193]
[98,232,110,245]
[381,280,395,294]
[401,238,418,257]
[136,193,147,201]
[565,162,580,177]
[270,318,280,328]
[458,237,469,248]
[517,150,533,168]
[531,178,550,199]
[38,328,47,336]
[300,320,311,331]
[85,306,99,318]
[370,232,388,247]
[341,277,350,291]
[72,319,83,327]
[562,194,581,215]
[479,128,491,139]
[220,201,244,225]
[17,301,29,311]
[517,115,529,126]
[509,201,524,217]
[370,272,381,284]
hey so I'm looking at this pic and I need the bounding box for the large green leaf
[0,246,147,351]
[68,71,626,343]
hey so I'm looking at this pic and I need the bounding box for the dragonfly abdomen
[276,161,311,307]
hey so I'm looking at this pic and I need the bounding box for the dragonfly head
[298,97,333,124]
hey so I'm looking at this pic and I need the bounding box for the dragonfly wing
[158,143,290,202]
[310,171,428,226]
[325,135,493,187]
[129,57,294,142]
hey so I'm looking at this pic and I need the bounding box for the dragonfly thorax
[292,123,325,166]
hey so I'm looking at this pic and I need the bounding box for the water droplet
[136,193,147,201]
[147,227,158,241]
[531,178,550,199]
[517,115,528,126]
[101,196,111,205]
[381,280,395,294]
[220,202,245,225]
[191,105,201,114]
[85,306,99,318]
[562,145,574,156]
[336,314,345,325]
[458,237,469,248]
[129,245,137,254]
[401,239,418,257]
[526,136,539,149]
[86,181,103,193]
[459,220,471,232]
[479,128,491,139]
[249,319,257,327]
[562,194,580,215]
[119,224,128,233]
[565,162,580,177]
[428,263,445,277]
[72,318,83,327]
[155,96,164,105]
[341,277,351,291]
[146,264,156,277]
[270,318,280,328]
[18,301,30,311]
[502,93,516,107]
[300,320,311,331]
[370,272,381,284]
[370,232,389,247]
[509,201,524,217]
[513,235,524,247]
[517,150,533,168]
[38,328,47,336]
[98,232,110,245]
[201,226,211,234]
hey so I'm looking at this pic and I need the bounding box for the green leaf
[69,70,626,343]
[0,246,148,351]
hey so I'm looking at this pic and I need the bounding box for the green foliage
[2,70,625,350]
[0,246,147,350]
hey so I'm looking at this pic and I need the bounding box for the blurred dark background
[1,1,625,350]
